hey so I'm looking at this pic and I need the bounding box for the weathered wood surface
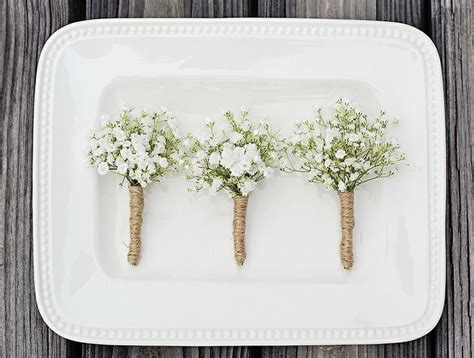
[0,0,471,357]
[431,2,473,358]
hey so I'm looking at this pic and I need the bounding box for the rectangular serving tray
[33,18,445,345]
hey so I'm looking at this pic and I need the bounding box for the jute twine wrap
[233,195,248,266]
[338,191,354,270]
[128,186,144,266]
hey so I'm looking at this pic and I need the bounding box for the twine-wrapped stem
[338,191,354,270]
[128,185,144,266]
[232,195,249,266]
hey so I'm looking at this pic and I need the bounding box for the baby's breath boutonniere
[186,110,285,266]
[88,108,184,265]
[286,99,406,269]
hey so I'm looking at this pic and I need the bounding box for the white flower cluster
[286,99,406,192]
[88,108,184,187]
[186,110,285,197]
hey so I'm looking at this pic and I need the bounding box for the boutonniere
[186,110,285,265]
[88,108,184,265]
[286,100,406,269]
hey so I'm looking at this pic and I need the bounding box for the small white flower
[117,163,128,175]
[263,167,274,178]
[97,162,109,175]
[338,181,347,192]
[170,152,181,161]
[158,157,169,168]
[209,152,221,166]
[325,128,339,142]
[229,132,243,144]
[344,157,356,166]
[153,142,165,155]
[120,148,132,160]
[106,154,115,164]
[322,174,333,187]
[240,180,257,196]
[347,133,360,143]
[252,155,261,164]
[121,140,131,148]
[349,172,359,181]
[113,127,127,141]
[335,149,346,159]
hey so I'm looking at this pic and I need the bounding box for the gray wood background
[0,0,472,357]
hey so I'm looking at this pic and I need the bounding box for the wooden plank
[86,0,250,18]
[81,344,252,357]
[430,1,473,358]
[0,0,6,354]
[376,0,431,31]
[263,344,430,358]
[257,0,377,19]
[0,0,86,357]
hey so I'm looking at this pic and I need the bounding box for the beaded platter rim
[33,18,446,345]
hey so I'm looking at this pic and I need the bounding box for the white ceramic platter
[34,19,445,345]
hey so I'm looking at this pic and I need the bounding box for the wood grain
[0,0,80,357]
[376,0,431,31]
[258,0,377,19]
[0,0,472,357]
[86,0,250,18]
[430,1,473,357]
